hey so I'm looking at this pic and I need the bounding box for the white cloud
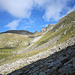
[0,0,75,22]
[34,0,49,7]
[35,0,75,21]
[42,0,68,21]
[0,0,34,18]
[5,19,20,30]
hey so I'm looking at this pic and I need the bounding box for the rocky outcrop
[41,27,47,32]
[41,24,54,32]
[47,24,54,30]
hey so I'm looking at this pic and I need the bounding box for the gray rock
[53,60,61,69]
[67,50,73,54]
[73,58,75,68]
[28,70,33,74]
[36,71,39,74]
[51,70,58,75]
[44,62,50,66]
[25,69,29,73]
[64,59,72,66]
[31,65,35,68]
[58,66,72,74]
[40,65,44,68]
[47,59,53,63]
[48,62,53,68]
[33,66,39,72]
[39,72,46,75]
[45,69,51,73]
[68,64,73,67]
[33,72,37,75]
[11,69,22,75]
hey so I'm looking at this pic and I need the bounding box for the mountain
[1,30,33,35]
[0,11,75,75]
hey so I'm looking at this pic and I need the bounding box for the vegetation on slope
[0,33,31,60]
[37,23,75,47]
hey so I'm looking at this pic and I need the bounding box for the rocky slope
[7,41,75,75]
[41,24,54,32]
[0,11,75,75]
[0,36,75,75]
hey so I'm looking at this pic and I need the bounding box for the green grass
[0,33,31,52]
[0,48,13,53]
[58,23,75,43]
[0,33,30,48]
[0,53,13,60]
[0,33,32,65]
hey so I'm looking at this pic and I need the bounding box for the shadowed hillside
[6,44,75,75]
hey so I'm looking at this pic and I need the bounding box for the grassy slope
[0,33,31,60]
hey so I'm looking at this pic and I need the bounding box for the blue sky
[0,0,75,33]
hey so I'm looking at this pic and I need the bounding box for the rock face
[41,24,54,32]
[7,43,75,75]
[47,24,54,30]
[41,27,47,32]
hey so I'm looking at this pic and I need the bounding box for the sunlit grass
[0,53,13,60]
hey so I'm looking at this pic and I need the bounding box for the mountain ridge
[0,30,33,35]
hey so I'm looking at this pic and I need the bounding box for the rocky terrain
[0,11,75,75]
[0,36,75,75]
[7,42,75,75]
